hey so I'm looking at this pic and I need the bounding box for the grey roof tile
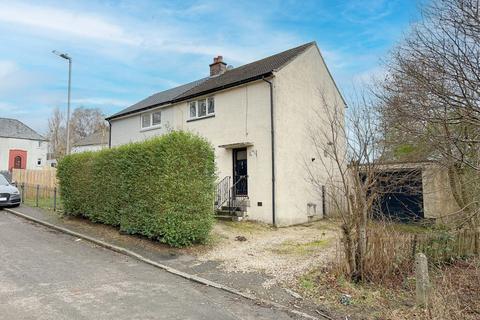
[107,42,315,120]
[0,118,47,141]
[107,78,208,119]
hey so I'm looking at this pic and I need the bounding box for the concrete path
[0,212,299,320]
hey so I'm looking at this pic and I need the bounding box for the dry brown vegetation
[296,227,480,320]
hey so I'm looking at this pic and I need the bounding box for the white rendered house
[0,118,48,171]
[106,42,346,226]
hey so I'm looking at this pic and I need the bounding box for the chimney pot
[210,55,227,76]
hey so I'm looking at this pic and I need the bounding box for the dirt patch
[196,219,340,287]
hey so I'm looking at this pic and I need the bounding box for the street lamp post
[52,50,72,155]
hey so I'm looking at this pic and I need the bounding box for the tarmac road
[0,212,298,320]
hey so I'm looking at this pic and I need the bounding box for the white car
[0,174,21,208]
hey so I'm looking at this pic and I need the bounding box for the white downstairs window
[141,113,151,128]
[141,110,162,129]
[152,111,162,126]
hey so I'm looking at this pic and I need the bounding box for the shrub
[57,131,216,247]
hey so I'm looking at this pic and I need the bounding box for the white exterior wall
[71,144,107,154]
[273,46,346,226]
[111,81,274,223]
[110,45,345,225]
[0,137,48,171]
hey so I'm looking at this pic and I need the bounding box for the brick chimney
[209,56,227,76]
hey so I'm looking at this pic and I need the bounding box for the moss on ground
[221,220,274,233]
[271,239,330,255]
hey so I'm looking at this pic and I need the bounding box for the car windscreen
[0,174,9,185]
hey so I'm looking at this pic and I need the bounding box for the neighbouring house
[106,42,346,226]
[0,118,49,172]
[71,129,109,154]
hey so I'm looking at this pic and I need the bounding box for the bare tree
[46,106,108,159]
[47,107,66,158]
[307,92,382,281]
[377,0,480,232]
[70,107,108,143]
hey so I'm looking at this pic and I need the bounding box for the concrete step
[216,209,246,217]
[215,215,244,221]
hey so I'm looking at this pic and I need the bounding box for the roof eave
[106,71,274,121]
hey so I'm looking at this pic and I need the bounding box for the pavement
[0,211,302,320]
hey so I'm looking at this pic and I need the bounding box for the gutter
[262,77,276,227]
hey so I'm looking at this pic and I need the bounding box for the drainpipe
[262,77,276,226]
[107,120,112,148]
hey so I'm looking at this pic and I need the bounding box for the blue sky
[0,0,420,133]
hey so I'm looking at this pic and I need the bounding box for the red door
[8,150,27,171]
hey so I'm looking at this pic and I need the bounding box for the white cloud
[0,1,301,65]
[72,97,132,107]
[0,60,34,94]
[0,2,141,45]
[0,60,17,78]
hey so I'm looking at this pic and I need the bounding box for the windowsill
[140,124,162,132]
[187,114,215,122]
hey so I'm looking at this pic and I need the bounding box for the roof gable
[107,42,315,120]
[0,118,46,141]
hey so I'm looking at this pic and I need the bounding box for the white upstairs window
[188,96,215,121]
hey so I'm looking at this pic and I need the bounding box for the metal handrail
[215,175,248,213]
[214,176,231,210]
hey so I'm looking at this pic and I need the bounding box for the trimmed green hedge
[57,131,216,247]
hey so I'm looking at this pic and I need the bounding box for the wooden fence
[12,168,58,188]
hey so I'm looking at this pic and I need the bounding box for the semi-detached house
[106,42,346,226]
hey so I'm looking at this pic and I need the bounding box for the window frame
[152,111,162,126]
[188,96,215,121]
[140,110,162,130]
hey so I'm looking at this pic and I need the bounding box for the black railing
[214,175,248,214]
[18,183,62,212]
[214,176,231,210]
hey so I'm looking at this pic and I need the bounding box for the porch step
[215,209,247,221]
[216,209,246,217]
[215,215,244,221]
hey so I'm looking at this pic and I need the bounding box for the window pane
[142,114,150,128]
[208,97,215,114]
[189,102,196,118]
[198,99,207,117]
[152,111,161,125]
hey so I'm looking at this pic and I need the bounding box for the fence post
[53,187,57,212]
[36,184,39,207]
[415,252,430,307]
[21,183,25,203]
